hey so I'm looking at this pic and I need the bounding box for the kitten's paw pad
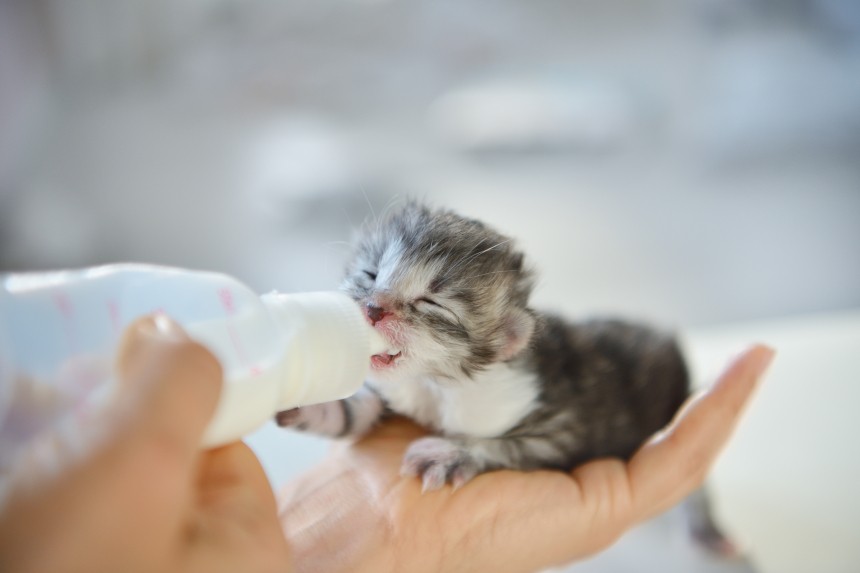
[401,437,480,492]
[274,402,346,436]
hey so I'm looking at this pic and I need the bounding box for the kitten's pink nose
[366,303,389,326]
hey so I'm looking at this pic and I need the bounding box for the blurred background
[1,1,858,572]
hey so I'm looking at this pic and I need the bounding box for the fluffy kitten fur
[276,201,689,491]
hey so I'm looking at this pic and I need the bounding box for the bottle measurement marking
[53,291,79,353]
[54,292,73,316]
[218,288,235,313]
[218,288,261,376]
[107,299,121,335]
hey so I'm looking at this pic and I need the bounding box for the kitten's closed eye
[363,270,377,281]
[414,296,459,322]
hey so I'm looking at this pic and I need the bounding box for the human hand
[0,316,290,573]
[279,345,775,573]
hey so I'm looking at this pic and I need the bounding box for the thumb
[115,315,223,463]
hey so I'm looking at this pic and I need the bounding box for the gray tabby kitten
[277,201,738,556]
[276,201,689,490]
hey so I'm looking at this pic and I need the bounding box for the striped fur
[279,202,688,487]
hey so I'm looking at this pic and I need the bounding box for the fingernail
[139,314,189,343]
[749,344,776,377]
[115,315,190,392]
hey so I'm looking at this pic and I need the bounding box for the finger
[115,315,223,465]
[197,442,275,509]
[627,344,775,521]
[194,443,291,565]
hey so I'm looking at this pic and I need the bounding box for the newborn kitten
[277,201,689,489]
[277,201,739,557]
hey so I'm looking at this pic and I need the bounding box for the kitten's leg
[401,433,574,492]
[683,487,744,559]
[275,385,385,438]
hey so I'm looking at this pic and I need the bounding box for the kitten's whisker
[442,239,512,282]
[359,184,378,231]
[461,269,522,281]
[324,240,352,254]
[379,194,406,222]
[439,238,488,280]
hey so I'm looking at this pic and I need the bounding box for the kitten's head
[342,202,536,381]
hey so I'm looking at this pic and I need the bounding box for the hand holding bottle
[0,264,386,453]
[0,316,292,573]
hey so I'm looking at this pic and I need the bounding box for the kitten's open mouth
[371,350,402,369]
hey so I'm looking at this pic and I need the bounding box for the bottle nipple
[367,325,388,356]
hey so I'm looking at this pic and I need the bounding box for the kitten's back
[523,313,690,465]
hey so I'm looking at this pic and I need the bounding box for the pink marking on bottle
[218,288,259,375]
[218,288,235,315]
[219,288,253,370]
[54,292,74,317]
[53,291,78,352]
[107,300,121,334]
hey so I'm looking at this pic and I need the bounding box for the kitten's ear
[499,308,536,361]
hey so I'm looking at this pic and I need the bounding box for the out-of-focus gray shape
[239,115,360,224]
[428,78,646,153]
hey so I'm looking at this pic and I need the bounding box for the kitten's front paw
[274,402,346,437]
[401,437,481,492]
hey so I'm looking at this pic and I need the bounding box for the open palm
[279,345,774,573]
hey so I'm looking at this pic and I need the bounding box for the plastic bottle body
[0,264,383,454]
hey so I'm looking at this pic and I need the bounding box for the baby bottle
[0,263,386,452]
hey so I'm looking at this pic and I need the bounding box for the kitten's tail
[683,486,748,561]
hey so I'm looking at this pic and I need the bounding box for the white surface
[685,310,860,573]
[249,310,860,573]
